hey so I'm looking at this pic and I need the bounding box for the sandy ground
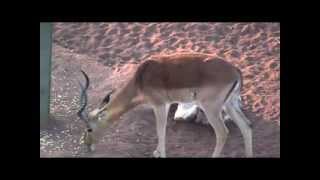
[40,23,280,157]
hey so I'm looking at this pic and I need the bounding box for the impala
[78,52,253,157]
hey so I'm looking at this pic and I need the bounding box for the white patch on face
[89,109,101,119]
[174,102,198,121]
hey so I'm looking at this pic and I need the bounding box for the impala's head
[77,70,116,151]
[77,70,95,151]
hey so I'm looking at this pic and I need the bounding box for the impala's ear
[100,90,115,106]
[102,93,111,104]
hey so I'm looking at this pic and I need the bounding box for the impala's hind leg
[225,99,253,157]
[200,102,229,157]
[235,95,252,127]
[152,104,170,158]
[220,107,230,134]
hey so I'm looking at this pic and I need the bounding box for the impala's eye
[99,94,111,109]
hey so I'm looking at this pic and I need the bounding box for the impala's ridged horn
[77,70,90,128]
[77,70,95,152]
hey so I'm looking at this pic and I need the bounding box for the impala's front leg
[152,104,170,158]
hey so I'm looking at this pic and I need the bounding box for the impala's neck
[102,78,142,124]
[90,91,143,144]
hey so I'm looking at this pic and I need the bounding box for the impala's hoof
[90,144,96,152]
[153,150,161,158]
[86,144,95,153]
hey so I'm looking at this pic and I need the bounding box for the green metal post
[40,23,53,128]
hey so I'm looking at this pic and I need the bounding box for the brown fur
[88,52,251,157]
[92,52,241,125]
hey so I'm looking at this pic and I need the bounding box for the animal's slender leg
[220,106,230,134]
[224,99,253,157]
[236,96,252,127]
[152,104,170,158]
[200,102,229,157]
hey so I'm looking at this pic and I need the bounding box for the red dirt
[40,23,280,157]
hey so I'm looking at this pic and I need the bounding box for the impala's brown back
[135,53,240,90]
